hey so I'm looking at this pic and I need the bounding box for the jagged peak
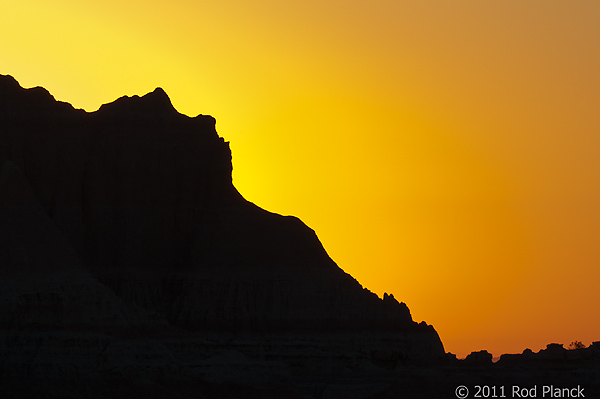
[97,86,177,115]
[0,75,72,109]
[1,75,212,123]
[0,74,20,89]
[140,86,175,111]
[0,74,53,100]
[0,74,74,113]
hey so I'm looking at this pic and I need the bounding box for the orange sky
[2,0,599,357]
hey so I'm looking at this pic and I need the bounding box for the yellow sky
[2,0,600,357]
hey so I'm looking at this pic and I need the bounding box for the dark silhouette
[1,74,599,398]
[570,341,587,350]
[0,75,445,398]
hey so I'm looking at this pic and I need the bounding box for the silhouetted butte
[0,74,445,398]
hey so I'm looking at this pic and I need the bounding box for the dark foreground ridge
[1,75,598,398]
[0,75,443,398]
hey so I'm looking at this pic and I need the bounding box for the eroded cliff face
[0,74,444,397]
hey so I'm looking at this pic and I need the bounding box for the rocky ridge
[0,75,444,398]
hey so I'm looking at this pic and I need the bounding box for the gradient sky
[2,0,599,357]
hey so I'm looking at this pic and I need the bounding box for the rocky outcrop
[497,342,600,365]
[0,74,444,397]
[463,349,493,365]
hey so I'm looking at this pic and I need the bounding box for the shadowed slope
[0,74,439,336]
[0,74,445,398]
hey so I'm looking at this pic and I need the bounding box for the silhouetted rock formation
[0,75,444,397]
[497,342,600,365]
[463,350,493,365]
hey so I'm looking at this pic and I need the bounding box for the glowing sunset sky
[2,1,599,357]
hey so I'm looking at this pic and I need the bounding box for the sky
[2,0,599,357]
